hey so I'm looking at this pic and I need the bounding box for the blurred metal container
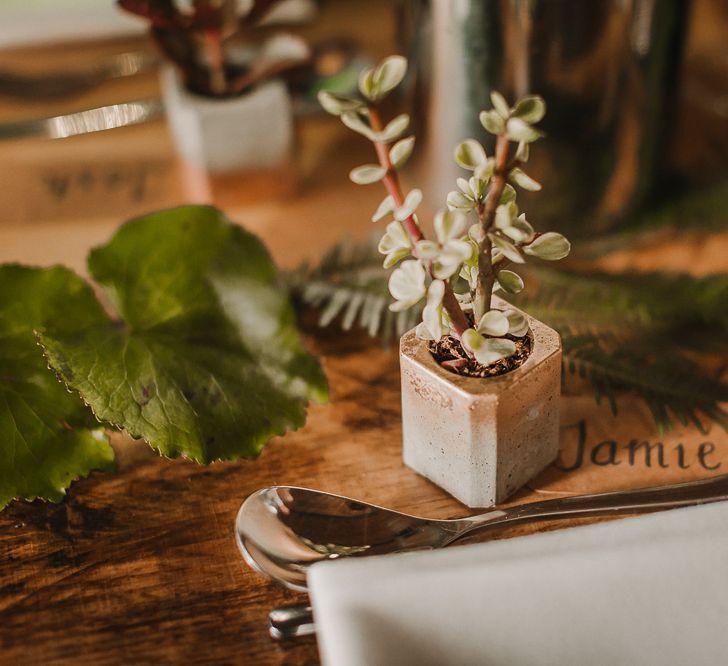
[398,0,688,234]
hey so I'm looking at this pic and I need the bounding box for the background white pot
[400,298,562,508]
[160,66,293,175]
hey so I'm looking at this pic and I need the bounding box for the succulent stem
[474,134,512,321]
[368,107,471,340]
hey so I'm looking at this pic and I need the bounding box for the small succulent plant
[118,0,303,97]
[319,55,571,369]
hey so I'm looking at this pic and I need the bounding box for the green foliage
[39,206,328,464]
[288,238,421,346]
[510,267,728,334]
[562,333,728,434]
[0,266,114,508]
[289,237,728,433]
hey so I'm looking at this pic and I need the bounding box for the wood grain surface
[1,2,727,664]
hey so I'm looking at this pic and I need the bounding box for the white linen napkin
[309,501,728,666]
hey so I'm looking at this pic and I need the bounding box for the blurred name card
[0,124,185,226]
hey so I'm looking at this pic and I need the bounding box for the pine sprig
[509,266,728,334]
[288,238,420,345]
[288,237,728,433]
[561,331,728,434]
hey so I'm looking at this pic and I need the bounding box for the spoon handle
[265,475,728,640]
[462,473,728,536]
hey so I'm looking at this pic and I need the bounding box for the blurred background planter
[400,299,562,508]
[398,0,688,235]
[161,65,294,175]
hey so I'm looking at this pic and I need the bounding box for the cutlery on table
[236,474,728,593]
[0,98,164,140]
[0,51,159,101]
[268,603,315,640]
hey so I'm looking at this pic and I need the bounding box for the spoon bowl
[235,486,463,590]
[235,475,728,591]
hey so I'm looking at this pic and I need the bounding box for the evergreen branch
[561,330,728,434]
[287,237,420,346]
[287,237,728,433]
[509,266,728,334]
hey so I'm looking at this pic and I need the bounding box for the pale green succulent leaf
[512,95,546,123]
[490,234,525,263]
[474,158,496,181]
[504,309,530,337]
[495,202,516,231]
[349,164,387,185]
[477,310,509,337]
[358,66,377,100]
[378,221,410,254]
[513,213,535,240]
[372,55,408,98]
[496,269,524,294]
[499,184,517,205]
[388,259,427,311]
[317,91,364,116]
[394,188,423,221]
[454,139,487,170]
[480,110,505,135]
[382,247,411,269]
[434,209,468,244]
[447,190,474,211]
[469,177,486,199]
[415,321,436,340]
[415,240,440,260]
[524,232,571,260]
[463,330,516,365]
[457,177,472,195]
[510,167,542,191]
[422,280,446,339]
[478,337,517,364]
[389,136,415,169]
[375,113,410,143]
[514,141,530,162]
[341,111,375,140]
[490,91,511,119]
[372,195,396,222]
[506,117,544,143]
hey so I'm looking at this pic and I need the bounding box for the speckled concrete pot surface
[400,298,561,508]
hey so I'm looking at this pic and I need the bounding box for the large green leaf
[0,265,115,508]
[39,206,328,463]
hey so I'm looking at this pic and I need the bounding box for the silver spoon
[236,474,728,593]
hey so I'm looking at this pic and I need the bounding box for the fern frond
[289,237,421,345]
[288,237,728,433]
[510,267,728,334]
[561,330,728,434]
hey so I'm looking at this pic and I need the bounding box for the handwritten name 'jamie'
[556,421,722,472]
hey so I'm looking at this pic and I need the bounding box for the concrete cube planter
[400,298,561,507]
[160,66,293,175]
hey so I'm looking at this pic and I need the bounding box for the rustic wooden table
[1,2,727,664]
